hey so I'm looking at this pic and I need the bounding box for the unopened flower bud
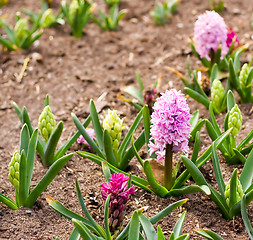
[38,106,56,142]
[228,104,242,138]
[239,63,250,90]
[211,79,225,113]
[8,151,21,189]
[41,9,55,28]
[69,0,79,25]
[103,110,125,151]
[14,18,28,44]
[225,177,243,206]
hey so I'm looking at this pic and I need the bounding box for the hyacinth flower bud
[41,9,55,28]
[69,0,79,25]
[101,173,135,237]
[143,88,158,111]
[102,110,125,151]
[224,177,243,206]
[211,79,224,113]
[38,106,56,142]
[228,104,242,139]
[8,151,21,189]
[14,18,28,44]
[239,63,250,90]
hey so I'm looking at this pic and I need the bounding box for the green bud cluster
[41,9,55,28]
[69,0,79,25]
[239,63,250,89]
[14,18,28,44]
[211,79,224,113]
[224,177,243,206]
[103,109,125,151]
[228,104,242,138]
[8,151,21,189]
[38,106,56,142]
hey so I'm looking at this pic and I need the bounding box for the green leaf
[142,106,152,155]
[233,148,246,164]
[229,169,238,208]
[131,136,144,168]
[43,121,63,166]
[19,150,27,206]
[149,199,188,224]
[102,162,111,182]
[72,218,96,240]
[139,213,157,240]
[13,101,23,123]
[0,37,16,51]
[157,226,165,240]
[241,195,253,240]
[209,103,221,136]
[191,132,201,163]
[3,24,16,43]
[128,211,140,240]
[20,124,30,154]
[184,87,210,108]
[227,90,236,111]
[136,72,144,92]
[69,228,81,240]
[228,59,240,90]
[237,129,253,151]
[104,195,112,240]
[26,129,38,193]
[72,113,105,158]
[103,129,118,166]
[239,148,253,191]
[118,107,143,159]
[195,229,225,240]
[0,193,18,210]
[143,160,168,197]
[44,94,49,107]
[89,100,104,151]
[190,110,199,130]
[75,179,106,238]
[25,153,73,208]
[173,211,186,238]
[168,185,210,197]
[123,86,144,105]
[211,144,225,198]
[175,234,190,240]
[210,63,219,84]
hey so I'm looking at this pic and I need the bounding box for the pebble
[31,52,43,62]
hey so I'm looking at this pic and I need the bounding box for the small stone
[31,52,43,62]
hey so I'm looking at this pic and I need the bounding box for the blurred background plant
[150,0,180,25]
[0,0,8,7]
[208,0,224,13]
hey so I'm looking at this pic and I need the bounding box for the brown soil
[1,0,253,239]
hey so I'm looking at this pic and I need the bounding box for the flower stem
[164,144,173,190]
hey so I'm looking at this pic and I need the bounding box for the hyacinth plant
[0,13,43,51]
[104,0,121,7]
[71,99,147,171]
[191,10,243,75]
[206,90,253,165]
[118,73,205,140]
[228,58,253,103]
[168,62,229,114]
[208,0,224,13]
[46,172,189,240]
[182,143,253,220]
[0,124,73,210]
[92,5,127,31]
[13,95,90,166]
[195,228,226,239]
[241,194,253,239]
[150,0,180,26]
[61,0,93,38]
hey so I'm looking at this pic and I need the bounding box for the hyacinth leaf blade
[184,87,210,108]
[239,148,253,191]
[168,185,211,197]
[209,104,222,135]
[75,178,106,238]
[139,213,157,240]
[118,106,143,160]
[25,153,73,208]
[228,59,241,91]
[143,160,169,197]
[191,132,201,163]
[71,113,105,158]
[55,115,91,160]
[104,195,112,240]
[20,123,30,155]
[195,228,225,240]
[103,129,118,166]
[228,169,238,208]
[173,211,186,238]
[233,148,246,164]
[42,121,63,166]
[4,24,16,42]
[102,161,112,182]
[189,118,205,142]
[128,211,140,240]
[18,150,27,206]
[0,193,18,210]
[131,135,144,168]
[211,144,225,198]
[189,42,210,68]
[0,36,16,50]
[68,228,80,240]
[210,63,219,84]
[157,226,165,239]
[241,195,253,239]
[123,85,144,105]
[71,218,97,240]
[89,100,104,152]
[227,90,236,111]
[46,195,96,230]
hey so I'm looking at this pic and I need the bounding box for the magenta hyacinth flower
[226,28,240,48]
[194,11,228,59]
[101,173,135,235]
[77,128,96,149]
[148,89,191,161]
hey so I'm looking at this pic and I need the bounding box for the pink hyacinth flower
[148,89,191,161]
[226,28,240,48]
[77,128,96,149]
[194,11,228,60]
